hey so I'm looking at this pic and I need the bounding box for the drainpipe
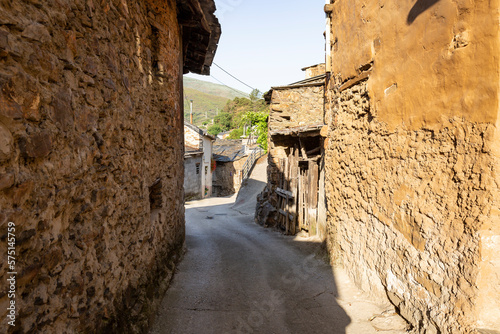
[190,99,194,124]
[325,0,332,73]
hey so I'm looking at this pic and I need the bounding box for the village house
[323,1,499,332]
[256,64,326,237]
[184,122,215,199]
[212,139,248,197]
[0,0,220,333]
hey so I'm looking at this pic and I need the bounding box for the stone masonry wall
[0,0,186,333]
[269,85,324,132]
[325,81,498,333]
[213,159,245,197]
[258,85,325,229]
[325,1,500,331]
[184,124,202,149]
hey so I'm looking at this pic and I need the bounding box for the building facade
[256,67,326,236]
[184,122,215,199]
[324,1,499,332]
[0,0,220,333]
[212,139,248,197]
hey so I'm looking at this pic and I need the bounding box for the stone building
[323,1,500,333]
[256,66,326,236]
[184,122,214,199]
[212,139,248,197]
[184,147,203,199]
[0,0,219,333]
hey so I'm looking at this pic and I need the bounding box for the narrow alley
[1,1,499,333]
[149,161,408,334]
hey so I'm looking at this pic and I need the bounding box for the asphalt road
[148,195,408,334]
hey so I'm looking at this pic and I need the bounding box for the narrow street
[149,162,409,334]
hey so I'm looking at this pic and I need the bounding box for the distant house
[217,131,232,139]
[184,122,215,199]
[212,139,249,197]
[256,64,326,236]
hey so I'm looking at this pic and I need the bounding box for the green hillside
[183,77,249,127]
[184,77,248,100]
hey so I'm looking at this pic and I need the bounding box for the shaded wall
[213,158,245,197]
[257,84,325,232]
[0,0,186,333]
[184,155,203,199]
[325,0,499,332]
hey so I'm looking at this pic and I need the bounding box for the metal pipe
[190,100,194,124]
[325,0,332,73]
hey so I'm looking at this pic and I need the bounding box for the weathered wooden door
[276,149,298,235]
[276,148,319,235]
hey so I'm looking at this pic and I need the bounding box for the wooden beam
[272,81,325,90]
[298,156,321,162]
[338,71,370,92]
[306,147,321,156]
[279,209,294,221]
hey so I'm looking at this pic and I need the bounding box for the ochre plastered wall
[0,0,186,333]
[326,0,499,332]
[330,0,499,130]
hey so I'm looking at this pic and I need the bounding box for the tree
[228,128,243,139]
[213,111,233,131]
[207,124,223,136]
[249,89,261,102]
[241,111,269,151]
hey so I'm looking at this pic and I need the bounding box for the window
[149,178,162,210]
[205,166,208,175]
[196,163,200,175]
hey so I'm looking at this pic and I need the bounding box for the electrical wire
[213,63,256,91]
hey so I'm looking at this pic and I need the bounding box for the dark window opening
[151,25,160,76]
[149,178,163,210]
[196,163,200,175]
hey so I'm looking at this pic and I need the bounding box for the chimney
[189,100,194,124]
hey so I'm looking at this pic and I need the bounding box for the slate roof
[185,144,203,156]
[271,74,326,90]
[212,139,248,162]
[184,122,215,140]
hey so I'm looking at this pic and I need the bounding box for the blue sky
[185,0,327,94]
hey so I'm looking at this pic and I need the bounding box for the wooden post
[277,159,283,227]
[284,154,290,233]
[299,137,307,159]
[308,160,319,236]
[290,148,298,235]
[298,168,304,231]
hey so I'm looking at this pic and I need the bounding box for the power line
[213,63,256,91]
[210,75,249,98]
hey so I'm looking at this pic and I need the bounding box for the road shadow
[232,179,267,215]
[150,199,351,334]
[407,0,441,24]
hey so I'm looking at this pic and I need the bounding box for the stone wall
[184,124,203,149]
[258,83,325,231]
[269,85,324,132]
[213,158,245,197]
[325,0,499,332]
[0,0,190,332]
[302,63,325,79]
[184,155,203,199]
